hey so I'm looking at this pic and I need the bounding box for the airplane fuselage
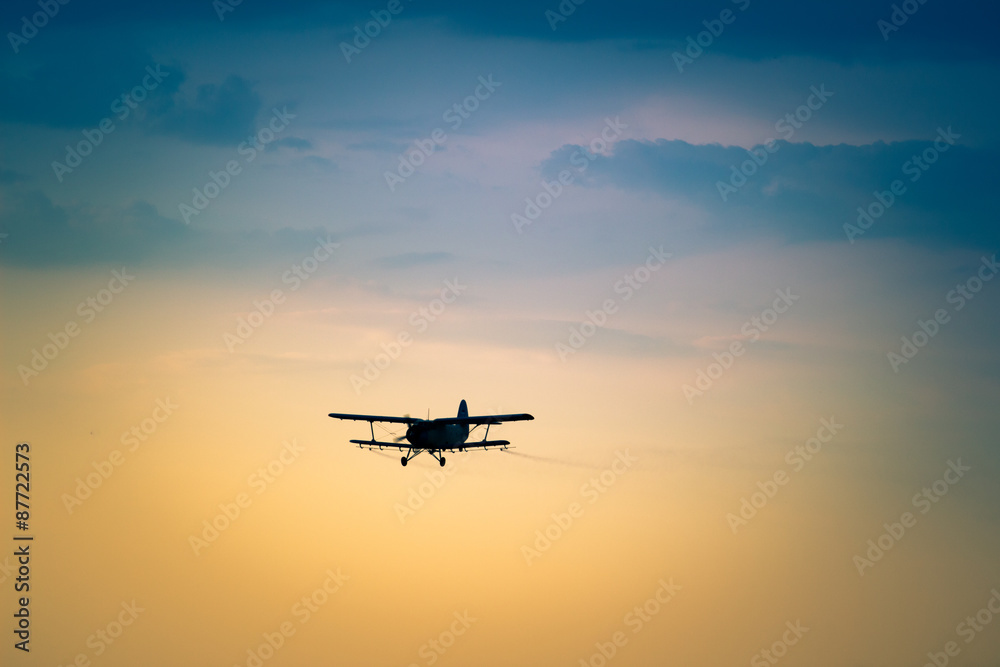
[404,421,470,450]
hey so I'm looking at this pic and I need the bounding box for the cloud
[0,188,338,268]
[267,137,313,152]
[0,168,28,184]
[0,40,183,129]
[0,34,268,146]
[146,75,262,146]
[374,251,455,269]
[347,139,412,153]
[543,136,999,247]
[300,155,339,172]
[0,190,188,266]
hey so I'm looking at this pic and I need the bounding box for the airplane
[328,399,533,467]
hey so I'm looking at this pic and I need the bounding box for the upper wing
[328,413,420,425]
[432,413,534,426]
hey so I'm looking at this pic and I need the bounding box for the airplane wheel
[439,457,446,467]
[401,457,407,467]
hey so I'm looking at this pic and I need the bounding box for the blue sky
[2,0,998,271]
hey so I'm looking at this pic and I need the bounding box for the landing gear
[399,448,446,466]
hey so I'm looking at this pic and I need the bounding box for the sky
[1,1,999,665]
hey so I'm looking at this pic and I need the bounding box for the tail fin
[458,399,468,419]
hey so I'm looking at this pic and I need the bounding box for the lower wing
[330,413,419,424]
[350,439,511,451]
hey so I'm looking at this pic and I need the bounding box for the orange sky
[3,241,999,666]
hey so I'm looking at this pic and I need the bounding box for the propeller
[395,414,412,442]
[393,409,426,442]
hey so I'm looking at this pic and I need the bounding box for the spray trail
[502,450,601,469]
